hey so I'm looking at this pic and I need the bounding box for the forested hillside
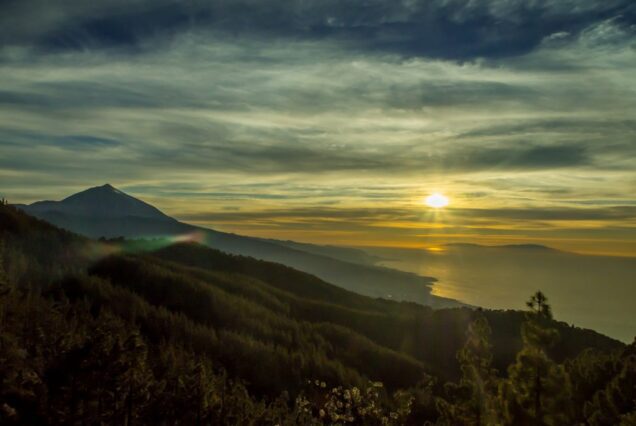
[1,203,634,425]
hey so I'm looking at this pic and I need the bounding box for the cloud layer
[2,0,634,59]
[1,1,635,255]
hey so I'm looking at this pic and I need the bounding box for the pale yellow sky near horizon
[9,179,636,258]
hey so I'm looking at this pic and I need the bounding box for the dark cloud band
[1,0,634,59]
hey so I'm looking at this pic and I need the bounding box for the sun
[425,193,449,209]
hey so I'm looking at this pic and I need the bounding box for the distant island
[446,242,558,251]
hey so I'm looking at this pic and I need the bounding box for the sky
[1,0,635,256]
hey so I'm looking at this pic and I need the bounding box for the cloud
[1,2,635,254]
[452,206,636,222]
[1,0,634,60]
[178,205,636,225]
[1,27,631,181]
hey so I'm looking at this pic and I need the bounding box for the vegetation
[1,203,634,424]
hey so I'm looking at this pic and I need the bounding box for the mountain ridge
[15,184,460,308]
[1,201,623,387]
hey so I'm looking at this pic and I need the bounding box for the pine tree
[182,359,217,425]
[0,239,9,294]
[585,339,636,426]
[119,333,153,425]
[502,291,573,426]
[0,239,9,331]
[437,311,500,425]
[566,349,617,423]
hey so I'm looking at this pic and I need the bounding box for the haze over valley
[15,184,636,342]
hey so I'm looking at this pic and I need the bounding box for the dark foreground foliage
[1,203,634,425]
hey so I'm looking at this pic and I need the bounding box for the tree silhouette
[437,311,500,425]
[526,291,552,320]
[585,338,636,425]
[502,291,573,425]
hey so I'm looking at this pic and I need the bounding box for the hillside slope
[17,184,457,307]
[0,203,630,425]
[1,204,622,387]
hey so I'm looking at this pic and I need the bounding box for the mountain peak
[98,183,126,195]
[62,184,125,203]
[24,184,173,221]
[80,183,119,194]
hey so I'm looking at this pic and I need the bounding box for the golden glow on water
[426,246,446,253]
[376,247,636,342]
